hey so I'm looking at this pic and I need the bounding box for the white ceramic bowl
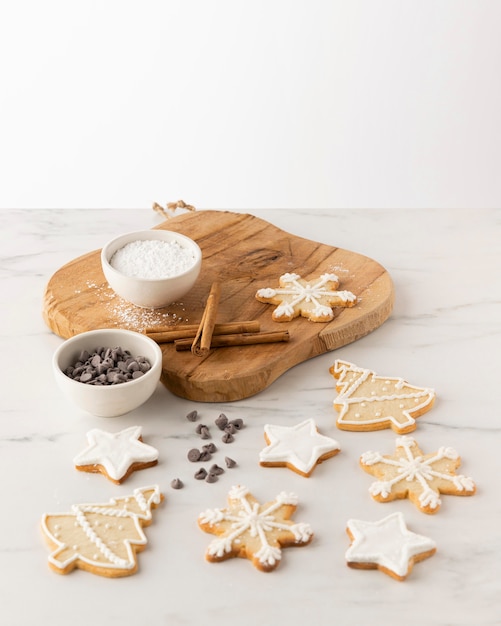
[53,329,163,417]
[101,229,202,308]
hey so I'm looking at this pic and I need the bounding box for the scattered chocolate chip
[224,423,236,435]
[202,443,217,454]
[222,432,234,444]
[186,410,198,422]
[195,423,206,434]
[194,468,208,480]
[225,457,236,468]
[209,464,224,475]
[170,478,183,489]
[215,413,228,430]
[229,418,244,430]
[205,472,218,483]
[198,450,212,462]
[199,426,211,440]
[187,448,201,462]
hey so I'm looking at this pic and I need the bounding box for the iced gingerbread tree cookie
[360,436,476,514]
[41,486,163,577]
[345,512,437,581]
[73,425,159,484]
[255,272,356,322]
[330,360,436,434]
[198,485,313,572]
[259,418,341,477]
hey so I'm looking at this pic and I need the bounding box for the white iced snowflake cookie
[198,485,313,572]
[360,436,476,514]
[73,426,159,484]
[259,418,341,477]
[255,272,356,322]
[345,512,437,581]
[41,486,163,577]
[330,360,436,434]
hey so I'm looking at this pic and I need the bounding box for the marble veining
[0,208,499,626]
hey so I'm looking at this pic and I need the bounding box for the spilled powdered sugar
[83,280,190,331]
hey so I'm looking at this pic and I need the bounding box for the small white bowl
[53,329,163,417]
[101,229,202,308]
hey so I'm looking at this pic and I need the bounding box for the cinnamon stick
[191,282,221,357]
[145,321,260,343]
[175,330,290,351]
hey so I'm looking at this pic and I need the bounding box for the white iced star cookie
[255,272,357,322]
[360,436,476,514]
[198,485,313,572]
[73,426,159,484]
[345,512,436,580]
[259,418,341,477]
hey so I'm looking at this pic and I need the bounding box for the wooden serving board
[43,211,394,402]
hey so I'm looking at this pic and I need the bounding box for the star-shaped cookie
[73,426,159,484]
[259,418,341,477]
[198,485,313,572]
[360,436,476,514]
[255,272,357,322]
[345,512,437,580]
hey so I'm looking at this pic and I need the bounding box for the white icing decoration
[361,436,475,511]
[345,512,436,578]
[41,486,161,573]
[199,486,313,570]
[256,273,356,321]
[332,360,435,432]
[259,418,341,475]
[73,426,159,482]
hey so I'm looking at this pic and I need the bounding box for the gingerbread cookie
[259,418,341,477]
[345,512,436,581]
[198,485,313,571]
[73,425,159,484]
[360,436,476,514]
[41,486,163,577]
[255,272,356,322]
[331,360,435,434]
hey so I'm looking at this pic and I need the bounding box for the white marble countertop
[1,208,499,626]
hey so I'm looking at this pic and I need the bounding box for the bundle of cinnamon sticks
[145,282,289,356]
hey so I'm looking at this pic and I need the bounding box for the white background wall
[1,1,500,209]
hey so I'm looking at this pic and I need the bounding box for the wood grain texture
[43,211,394,401]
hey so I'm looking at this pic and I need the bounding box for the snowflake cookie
[259,418,341,477]
[41,486,163,577]
[360,436,476,514]
[73,426,159,484]
[331,360,436,434]
[345,512,436,581]
[255,272,356,322]
[198,485,313,572]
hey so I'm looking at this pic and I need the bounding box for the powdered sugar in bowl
[101,230,202,308]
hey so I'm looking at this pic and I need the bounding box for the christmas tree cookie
[330,360,435,434]
[41,486,163,577]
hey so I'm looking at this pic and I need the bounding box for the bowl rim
[101,229,202,283]
[53,328,163,391]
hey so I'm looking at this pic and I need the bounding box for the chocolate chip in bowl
[52,328,162,417]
